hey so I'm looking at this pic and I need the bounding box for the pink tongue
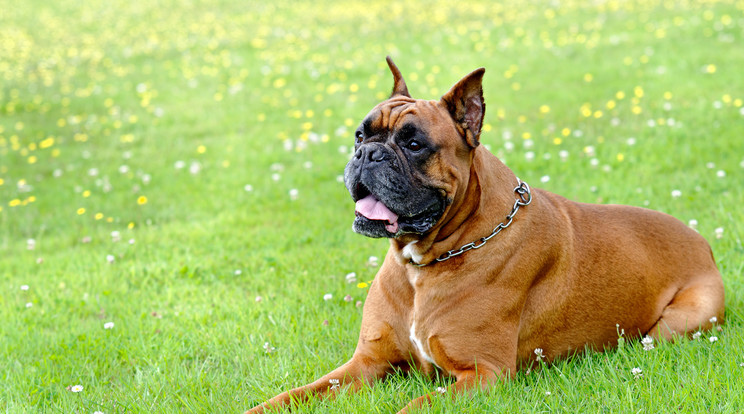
[355,195,399,233]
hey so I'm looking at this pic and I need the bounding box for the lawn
[1,0,743,412]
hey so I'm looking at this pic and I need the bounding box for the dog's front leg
[397,368,504,414]
[245,353,394,413]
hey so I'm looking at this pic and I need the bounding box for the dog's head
[344,57,486,239]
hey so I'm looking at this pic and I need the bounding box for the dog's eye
[407,140,422,151]
[355,131,363,144]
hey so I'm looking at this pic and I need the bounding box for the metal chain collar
[411,179,532,267]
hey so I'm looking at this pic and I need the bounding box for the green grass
[1,0,743,412]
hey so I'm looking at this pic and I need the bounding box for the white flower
[739,363,744,367]
[244,184,253,192]
[534,348,544,361]
[26,302,32,308]
[641,335,654,351]
[20,285,29,291]
[255,296,263,303]
[263,342,276,354]
[631,367,643,379]
[345,272,357,283]
[540,175,550,183]
[367,256,379,267]
[27,239,36,250]
[70,385,83,393]
[671,189,682,198]
[323,293,333,301]
[94,411,104,414]
[106,255,115,264]
[111,231,121,242]
[329,379,340,390]
[234,269,242,275]
[545,391,552,396]
[709,336,718,343]
[688,219,698,230]
[189,161,201,175]
[692,331,702,340]
[715,227,723,239]
[174,160,186,169]
[104,322,114,330]
[559,150,569,161]
[436,386,447,394]
[710,316,718,324]
[717,170,726,178]
[288,189,299,200]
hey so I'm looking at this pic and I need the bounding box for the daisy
[641,335,654,351]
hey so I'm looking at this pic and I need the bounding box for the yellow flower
[197,145,206,154]
[128,222,135,229]
[357,282,368,288]
[77,207,86,215]
[137,196,148,205]
[95,212,104,220]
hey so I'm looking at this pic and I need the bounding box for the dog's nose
[355,145,387,163]
[368,147,385,162]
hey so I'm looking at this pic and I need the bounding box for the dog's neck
[391,146,519,266]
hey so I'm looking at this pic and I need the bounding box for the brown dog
[247,57,725,413]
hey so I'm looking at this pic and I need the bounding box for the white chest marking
[402,241,423,264]
[409,322,439,368]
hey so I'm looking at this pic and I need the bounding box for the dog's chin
[352,216,396,238]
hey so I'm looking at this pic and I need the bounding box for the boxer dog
[247,57,725,413]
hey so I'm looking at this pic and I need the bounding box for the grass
[1,0,743,412]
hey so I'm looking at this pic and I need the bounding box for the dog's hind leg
[646,275,725,340]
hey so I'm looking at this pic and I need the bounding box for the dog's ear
[440,68,486,148]
[386,56,411,98]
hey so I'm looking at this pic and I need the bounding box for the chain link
[411,179,532,267]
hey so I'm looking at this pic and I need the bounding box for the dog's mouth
[353,184,445,237]
[355,192,400,233]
